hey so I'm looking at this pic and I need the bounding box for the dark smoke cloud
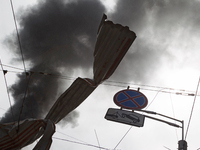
[1,0,105,124]
[2,0,200,125]
[105,0,170,83]
[107,0,200,83]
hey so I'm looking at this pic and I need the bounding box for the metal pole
[182,120,184,140]
[178,120,187,150]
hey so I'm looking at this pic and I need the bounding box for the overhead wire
[0,64,24,71]
[56,131,89,144]
[17,73,33,122]
[169,90,179,141]
[105,80,194,93]
[0,58,19,148]
[0,63,196,92]
[185,75,200,140]
[0,63,76,81]
[103,80,198,97]
[2,63,196,96]
[0,59,15,122]
[94,129,101,150]
[113,126,132,149]
[9,1,36,149]
[163,146,171,150]
[53,137,111,150]
[0,63,198,97]
[8,3,52,146]
[9,0,27,73]
[145,88,167,110]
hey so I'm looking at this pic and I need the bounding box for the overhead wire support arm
[142,112,187,149]
[156,112,182,124]
[143,114,182,128]
[135,109,185,140]
[135,109,183,123]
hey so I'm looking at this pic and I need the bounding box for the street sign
[105,108,145,127]
[113,89,148,110]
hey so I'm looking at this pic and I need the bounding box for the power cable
[56,131,88,144]
[17,73,33,124]
[0,64,24,71]
[53,137,111,150]
[1,65,198,97]
[145,88,168,110]
[185,75,200,140]
[0,63,197,93]
[0,63,76,81]
[103,82,197,97]
[163,146,171,150]
[0,70,23,74]
[0,59,15,122]
[9,0,27,72]
[9,2,29,145]
[113,126,132,149]
[105,80,193,93]
[94,129,101,150]
[1,63,199,96]
[0,58,19,149]
[169,90,179,141]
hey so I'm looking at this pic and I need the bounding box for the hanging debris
[0,14,136,150]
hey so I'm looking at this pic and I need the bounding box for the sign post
[104,88,187,149]
[105,89,148,127]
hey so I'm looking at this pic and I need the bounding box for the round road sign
[113,89,148,110]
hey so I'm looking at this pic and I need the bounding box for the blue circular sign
[113,89,148,110]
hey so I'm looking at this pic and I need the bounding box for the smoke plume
[1,0,105,124]
[2,0,200,126]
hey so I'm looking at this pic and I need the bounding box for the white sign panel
[105,108,145,127]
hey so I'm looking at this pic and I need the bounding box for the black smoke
[1,0,105,124]
[2,0,200,125]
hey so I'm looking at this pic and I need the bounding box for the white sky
[1,0,200,150]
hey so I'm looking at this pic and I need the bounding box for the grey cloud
[107,0,200,83]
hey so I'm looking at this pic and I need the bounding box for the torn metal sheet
[93,14,136,85]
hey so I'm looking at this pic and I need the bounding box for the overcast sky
[1,0,200,149]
